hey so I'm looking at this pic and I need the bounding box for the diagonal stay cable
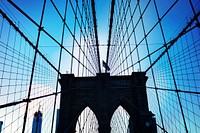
[7,0,96,75]
[50,0,97,74]
[0,9,60,75]
[145,9,200,73]
[0,92,60,109]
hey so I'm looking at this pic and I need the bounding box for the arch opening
[110,105,130,133]
[75,106,99,133]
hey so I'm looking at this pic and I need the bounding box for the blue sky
[0,0,200,133]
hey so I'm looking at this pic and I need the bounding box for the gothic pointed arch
[110,105,130,133]
[75,106,99,133]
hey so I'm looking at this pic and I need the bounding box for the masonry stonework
[57,72,157,133]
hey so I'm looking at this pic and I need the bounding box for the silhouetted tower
[0,121,3,133]
[32,110,42,133]
[57,72,157,133]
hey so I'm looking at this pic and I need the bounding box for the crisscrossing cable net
[0,0,200,132]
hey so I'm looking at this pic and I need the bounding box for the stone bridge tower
[57,72,157,133]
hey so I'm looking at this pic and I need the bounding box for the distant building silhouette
[0,121,3,133]
[32,110,42,133]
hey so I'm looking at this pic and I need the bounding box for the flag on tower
[102,60,110,71]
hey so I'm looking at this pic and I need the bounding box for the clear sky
[1,0,198,73]
[0,0,114,74]
[0,0,200,133]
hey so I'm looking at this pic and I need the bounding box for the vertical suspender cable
[91,0,101,73]
[21,0,47,132]
[106,0,115,72]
